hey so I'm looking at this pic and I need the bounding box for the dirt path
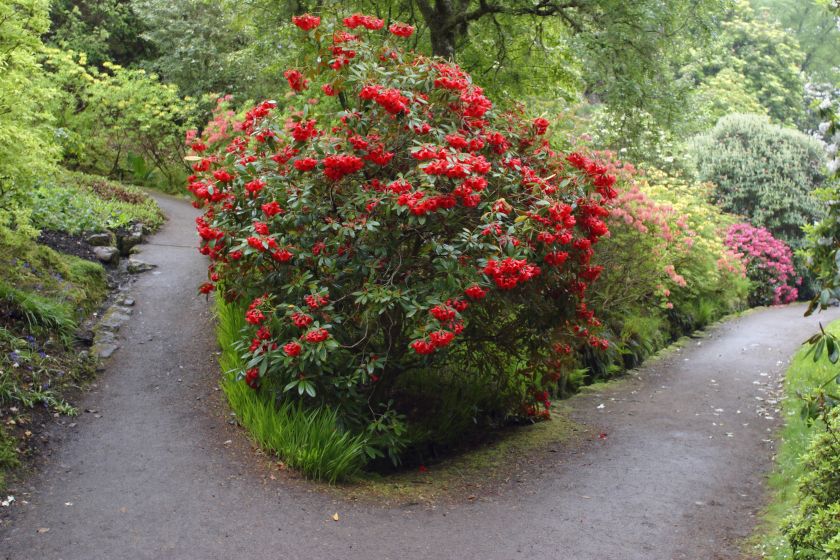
[2,193,838,560]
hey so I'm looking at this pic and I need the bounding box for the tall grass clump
[216,296,366,483]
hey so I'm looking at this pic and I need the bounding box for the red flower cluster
[483,258,541,290]
[322,154,364,180]
[303,328,330,343]
[388,22,414,37]
[343,13,384,30]
[292,14,321,31]
[284,69,309,92]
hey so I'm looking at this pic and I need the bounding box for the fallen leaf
[331,512,340,522]
[37,528,49,534]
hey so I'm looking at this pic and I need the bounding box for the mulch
[37,230,97,262]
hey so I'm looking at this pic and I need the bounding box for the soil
[1,192,838,560]
[36,231,97,262]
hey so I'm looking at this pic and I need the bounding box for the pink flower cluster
[725,223,799,305]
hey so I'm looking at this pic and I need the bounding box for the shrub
[689,113,825,252]
[783,407,840,559]
[190,14,620,462]
[640,169,749,331]
[803,97,840,315]
[587,155,749,378]
[725,223,799,306]
[42,49,202,192]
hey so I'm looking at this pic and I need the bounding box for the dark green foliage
[47,0,152,67]
[690,114,825,251]
[784,407,840,559]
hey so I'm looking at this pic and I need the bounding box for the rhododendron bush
[725,223,799,306]
[585,155,748,377]
[186,14,619,459]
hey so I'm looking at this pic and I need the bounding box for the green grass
[216,296,367,484]
[0,226,107,490]
[753,319,840,559]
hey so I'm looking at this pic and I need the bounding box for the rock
[122,297,135,307]
[116,225,145,256]
[86,232,114,247]
[93,246,119,264]
[92,342,119,360]
[127,259,156,274]
[99,311,131,331]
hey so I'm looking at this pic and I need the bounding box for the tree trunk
[429,24,457,59]
[415,0,459,59]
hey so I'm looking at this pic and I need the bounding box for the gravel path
[2,193,837,560]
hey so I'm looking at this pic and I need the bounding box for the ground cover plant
[27,170,164,235]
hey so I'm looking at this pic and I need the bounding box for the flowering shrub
[187,14,619,460]
[639,170,748,328]
[725,223,799,306]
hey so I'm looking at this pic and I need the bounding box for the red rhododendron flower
[343,13,384,30]
[533,117,549,135]
[322,154,364,180]
[291,120,319,142]
[430,305,456,322]
[464,285,487,300]
[293,157,318,172]
[388,22,414,37]
[292,312,313,328]
[284,69,310,92]
[245,368,260,388]
[304,294,329,309]
[213,169,234,183]
[272,249,293,262]
[410,339,436,355]
[304,328,330,343]
[292,14,321,31]
[253,221,270,235]
[429,330,455,348]
[198,282,215,294]
[284,342,302,357]
[261,201,283,217]
[245,179,266,196]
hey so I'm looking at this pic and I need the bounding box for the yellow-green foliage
[691,68,768,132]
[0,0,61,227]
[42,48,202,191]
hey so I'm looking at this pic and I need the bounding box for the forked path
[1,193,838,560]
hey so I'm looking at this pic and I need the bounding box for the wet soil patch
[36,230,96,262]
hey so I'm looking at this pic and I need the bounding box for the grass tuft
[216,295,367,483]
